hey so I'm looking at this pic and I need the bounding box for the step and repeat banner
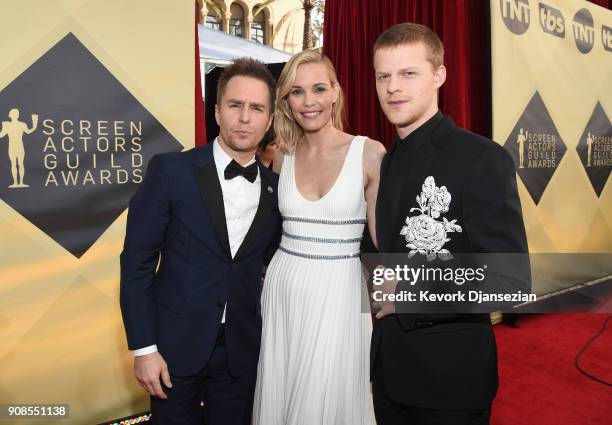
[0,1,192,423]
[492,0,612,293]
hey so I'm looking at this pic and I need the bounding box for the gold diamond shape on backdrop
[492,40,538,141]
[599,178,612,232]
[575,41,612,100]
[77,209,126,301]
[0,216,79,361]
[578,209,612,253]
[0,276,140,423]
[525,213,558,253]
[535,154,599,253]
[521,30,566,89]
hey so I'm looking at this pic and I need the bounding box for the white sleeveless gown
[253,136,376,425]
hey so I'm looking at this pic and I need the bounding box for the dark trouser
[372,356,491,425]
[150,326,256,425]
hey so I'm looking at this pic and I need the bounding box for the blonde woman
[253,50,385,425]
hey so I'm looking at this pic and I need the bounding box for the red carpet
[492,314,612,425]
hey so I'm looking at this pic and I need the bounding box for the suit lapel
[234,161,275,260]
[193,145,232,258]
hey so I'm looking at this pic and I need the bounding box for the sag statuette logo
[0,33,182,258]
[500,0,531,35]
[576,102,612,197]
[0,109,37,188]
[572,8,595,54]
[503,91,566,205]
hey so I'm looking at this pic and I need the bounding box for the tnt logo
[602,24,612,52]
[572,8,594,54]
[500,0,531,35]
[539,2,565,38]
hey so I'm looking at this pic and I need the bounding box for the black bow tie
[224,159,258,183]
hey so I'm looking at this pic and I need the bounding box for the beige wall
[200,0,305,54]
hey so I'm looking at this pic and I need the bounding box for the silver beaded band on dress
[278,245,361,260]
[282,216,367,225]
[282,230,363,244]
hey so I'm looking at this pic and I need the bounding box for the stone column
[245,18,252,41]
[221,12,230,33]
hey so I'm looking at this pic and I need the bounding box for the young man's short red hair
[374,23,444,69]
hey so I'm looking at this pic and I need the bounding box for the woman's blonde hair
[275,49,345,154]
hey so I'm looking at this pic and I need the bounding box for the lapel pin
[267,186,273,194]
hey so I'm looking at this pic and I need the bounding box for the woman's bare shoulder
[363,138,386,163]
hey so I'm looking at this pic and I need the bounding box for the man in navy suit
[120,58,281,425]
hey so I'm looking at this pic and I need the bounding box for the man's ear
[434,65,446,90]
[214,104,220,126]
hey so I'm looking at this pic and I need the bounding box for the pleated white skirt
[253,251,376,425]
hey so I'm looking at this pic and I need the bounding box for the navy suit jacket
[120,143,281,377]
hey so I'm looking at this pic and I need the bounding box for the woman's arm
[363,138,386,250]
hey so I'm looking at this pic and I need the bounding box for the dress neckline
[292,136,359,204]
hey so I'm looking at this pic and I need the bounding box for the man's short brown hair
[216,58,276,112]
[374,23,444,69]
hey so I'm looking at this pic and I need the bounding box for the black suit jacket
[371,113,528,410]
[120,143,281,377]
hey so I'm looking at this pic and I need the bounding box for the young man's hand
[371,266,398,319]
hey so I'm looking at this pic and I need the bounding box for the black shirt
[380,111,445,253]
[390,111,444,158]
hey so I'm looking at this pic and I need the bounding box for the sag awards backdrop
[0,1,192,423]
[492,0,612,292]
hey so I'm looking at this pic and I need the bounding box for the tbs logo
[602,24,612,52]
[539,2,565,38]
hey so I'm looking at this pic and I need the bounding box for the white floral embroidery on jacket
[400,176,462,261]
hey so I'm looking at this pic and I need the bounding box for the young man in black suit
[370,23,528,425]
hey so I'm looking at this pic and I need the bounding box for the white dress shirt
[133,138,260,357]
